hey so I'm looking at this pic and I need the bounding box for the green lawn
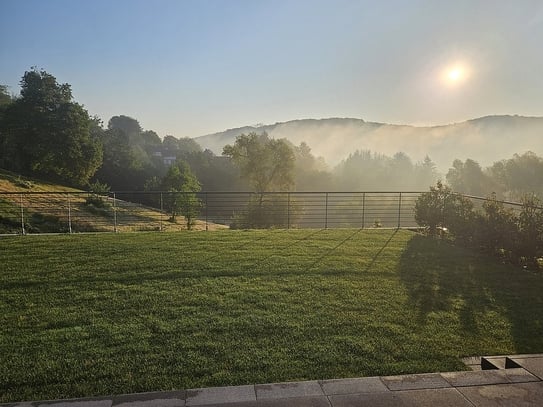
[1,229,542,402]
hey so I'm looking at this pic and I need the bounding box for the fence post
[205,192,208,231]
[362,192,366,229]
[287,192,290,229]
[20,193,25,235]
[68,194,72,233]
[397,192,402,229]
[160,192,163,231]
[113,192,117,233]
[325,192,329,229]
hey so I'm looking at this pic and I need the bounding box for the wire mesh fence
[0,191,523,235]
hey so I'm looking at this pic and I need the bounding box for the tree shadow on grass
[399,235,543,353]
[362,229,398,273]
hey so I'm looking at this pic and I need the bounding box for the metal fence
[0,191,429,234]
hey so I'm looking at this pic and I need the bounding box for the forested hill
[195,115,543,170]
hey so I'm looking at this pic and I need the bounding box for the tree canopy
[0,68,102,185]
[223,132,295,193]
[161,159,201,229]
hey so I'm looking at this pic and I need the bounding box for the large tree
[446,158,497,196]
[223,132,295,194]
[490,152,543,200]
[0,85,14,168]
[0,68,102,185]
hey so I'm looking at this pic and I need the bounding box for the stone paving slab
[4,354,543,407]
[328,391,404,407]
[502,368,541,384]
[185,385,255,406]
[395,388,474,407]
[320,377,388,395]
[381,373,451,391]
[112,391,186,407]
[458,381,543,406]
[113,399,184,407]
[254,381,324,399]
[190,396,331,407]
[441,369,512,387]
[38,402,112,407]
[509,357,543,380]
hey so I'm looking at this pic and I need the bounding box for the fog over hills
[195,115,543,171]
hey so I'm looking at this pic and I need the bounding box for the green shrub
[474,194,518,260]
[517,194,543,266]
[231,194,298,229]
[414,181,475,239]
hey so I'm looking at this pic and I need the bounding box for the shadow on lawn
[304,228,363,271]
[399,235,543,353]
[363,229,398,272]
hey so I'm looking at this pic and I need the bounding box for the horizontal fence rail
[0,191,525,235]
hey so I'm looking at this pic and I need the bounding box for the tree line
[1,68,542,203]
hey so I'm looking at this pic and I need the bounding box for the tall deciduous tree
[0,85,15,168]
[446,158,496,196]
[0,68,102,185]
[223,132,295,194]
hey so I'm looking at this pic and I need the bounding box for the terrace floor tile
[320,377,389,395]
[381,373,451,391]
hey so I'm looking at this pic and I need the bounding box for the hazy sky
[1,0,543,138]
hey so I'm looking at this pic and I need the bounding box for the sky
[1,0,543,139]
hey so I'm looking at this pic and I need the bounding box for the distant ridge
[195,115,543,171]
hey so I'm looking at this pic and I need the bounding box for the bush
[414,181,475,239]
[474,193,518,260]
[517,194,543,266]
[415,184,543,269]
[230,194,298,229]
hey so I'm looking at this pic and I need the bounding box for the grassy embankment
[0,169,214,233]
[1,229,542,402]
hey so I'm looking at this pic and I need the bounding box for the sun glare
[448,68,462,81]
[442,63,469,87]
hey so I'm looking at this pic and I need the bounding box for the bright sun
[448,68,462,81]
[442,63,469,86]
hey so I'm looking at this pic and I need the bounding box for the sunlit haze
[1,0,542,138]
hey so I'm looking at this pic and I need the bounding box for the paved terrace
[3,354,543,407]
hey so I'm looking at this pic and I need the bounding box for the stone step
[481,356,523,370]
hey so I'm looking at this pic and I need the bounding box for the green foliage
[446,158,497,196]
[475,194,518,259]
[223,132,295,193]
[517,194,543,264]
[414,181,470,236]
[0,68,102,186]
[416,184,543,267]
[491,152,543,200]
[230,194,300,229]
[223,133,295,228]
[334,150,439,191]
[161,160,202,229]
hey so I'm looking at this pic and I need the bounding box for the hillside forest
[1,68,543,201]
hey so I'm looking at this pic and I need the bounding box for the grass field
[1,229,543,402]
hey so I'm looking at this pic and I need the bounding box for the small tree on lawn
[161,160,201,229]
